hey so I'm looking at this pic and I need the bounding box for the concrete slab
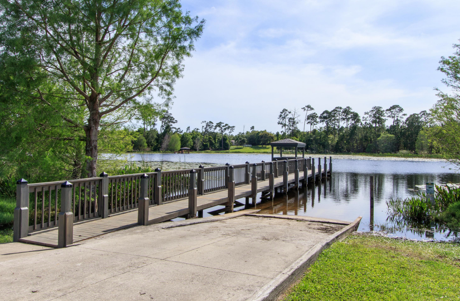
[0,211,360,301]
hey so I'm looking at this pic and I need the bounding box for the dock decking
[19,171,326,247]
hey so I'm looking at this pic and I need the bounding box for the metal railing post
[13,178,29,242]
[226,166,235,213]
[138,174,149,225]
[188,170,197,218]
[58,181,74,248]
[154,168,162,205]
[98,172,109,218]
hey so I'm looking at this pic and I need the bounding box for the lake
[115,153,460,241]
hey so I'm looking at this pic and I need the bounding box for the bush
[132,135,147,151]
[437,202,460,236]
[377,132,397,153]
[168,134,181,152]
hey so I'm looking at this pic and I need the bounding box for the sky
[165,0,460,133]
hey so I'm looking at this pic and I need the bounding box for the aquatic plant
[387,185,460,237]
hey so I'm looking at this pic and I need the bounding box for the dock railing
[13,157,332,246]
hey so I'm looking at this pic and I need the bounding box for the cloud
[163,0,460,132]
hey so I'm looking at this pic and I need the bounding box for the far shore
[116,149,450,162]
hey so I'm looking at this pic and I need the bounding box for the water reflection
[255,171,460,241]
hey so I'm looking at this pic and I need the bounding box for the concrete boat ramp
[1,211,361,301]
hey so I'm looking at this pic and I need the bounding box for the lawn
[285,234,460,300]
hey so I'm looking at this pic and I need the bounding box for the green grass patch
[0,228,13,244]
[285,234,460,300]
[351,152,445,159]
[0,197,15,230]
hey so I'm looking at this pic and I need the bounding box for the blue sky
[167,0,460,133]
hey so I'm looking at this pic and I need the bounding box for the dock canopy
[270,139,306,161]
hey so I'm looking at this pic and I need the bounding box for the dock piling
[294,159,300,190]
[283,160,289,194]
[245,161,250,184]
[318,158,322,182]
[370,176,374,231]
[251,164,258,205]
[303,158,308,187]
[261,161,266,181]
[312,158,315,185]
[269,162,274,199]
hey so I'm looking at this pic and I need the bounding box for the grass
[0,197,15,243]
[0,229,13,243]
[205,145,272,153]
[0,197,15,228]
[285,234,460,300]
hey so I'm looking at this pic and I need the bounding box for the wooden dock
[19,170,326,247]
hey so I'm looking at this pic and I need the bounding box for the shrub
[437,202,460,236]
[377,132,397,153]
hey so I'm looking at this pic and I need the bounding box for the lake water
[116,153,460,241]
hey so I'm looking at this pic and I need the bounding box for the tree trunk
[84,99,100,178]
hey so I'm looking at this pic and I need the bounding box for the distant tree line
[271,104,432,154]
[131,103,433,155]
[132,112,235,152]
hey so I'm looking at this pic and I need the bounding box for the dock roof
[270,139,306,148]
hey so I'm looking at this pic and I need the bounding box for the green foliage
[0,0,204,177]
[168,134,181,152]
[415,130,429,154]
[285,235,460,300]
[133,134,148,151]
[365,143,377,153]
[180,132,193,148]
[377,132,397,153]
[387,185,460,235]
[0,197,15,229]
[0,229,13,244]
[222,136,231,150]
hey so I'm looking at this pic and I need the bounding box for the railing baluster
[41,186,45,229]
[55,185,58,225]
[78,183,82,220]
[48,186,51,227]
[34,188,38,231]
